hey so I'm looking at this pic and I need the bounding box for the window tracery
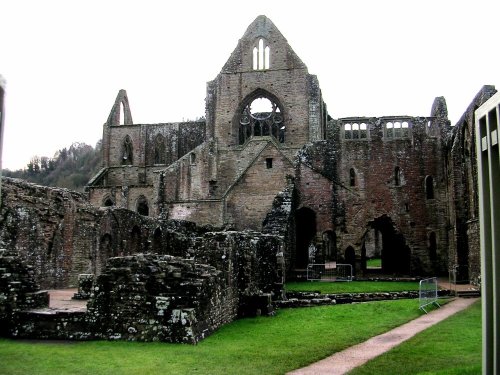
[239,96,284,144]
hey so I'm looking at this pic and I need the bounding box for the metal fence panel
[307,263,353,282]
[419,277,440,313]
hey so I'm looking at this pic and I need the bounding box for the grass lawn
[286,280,420,294]
[350,299,482,375]
[0,299,424,375]
[366,258,381,268]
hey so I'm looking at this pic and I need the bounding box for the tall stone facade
[86,15,494,283]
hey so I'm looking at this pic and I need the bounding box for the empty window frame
[344,122,368,139]
[121,135,133,165]
[385,121,409,139]
[154,134,166,165]
[394,166,401,186]
[349,168,356,186]
[253,38,270,70]
[425,175,434,199]
[266,158,273,169]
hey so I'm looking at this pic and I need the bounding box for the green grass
[349,300,482,375]
[366,258,382,268]
[0,299,424,375]
[286,280,420,294]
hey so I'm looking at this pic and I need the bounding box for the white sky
[1,0,499,170]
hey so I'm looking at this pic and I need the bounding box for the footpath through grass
[0,299,424,375]
[349,299,482,375]
[286,280,420,294]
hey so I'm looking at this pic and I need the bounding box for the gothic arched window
[121,135,133,165]
[349,168,356,187]
[154,134,166,164]
[239,95,284,145]
[395,167,401,186]
[136,195,149,216]
[253,38,270,70]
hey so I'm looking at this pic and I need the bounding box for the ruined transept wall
[0,178,99,288]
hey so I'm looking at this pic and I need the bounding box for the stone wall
[0,178,99,288]
[444,85,496,284]
[0,249,49,336]
[293,111,451,276]
[87,254,233,343]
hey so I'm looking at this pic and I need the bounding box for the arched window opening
[425,175,434,199]
[253,38,270,70]
[239,95,283,145]
[349,168,356,187]
[190,152,196,165]
[103,196,114,207]
[429,232,437,261]
[394,166,401,186]
[264,46,270,69]
[258,39,264,70]
[394,122,402,138]
[386,122,394,138]
[360,123,367,138]
[352,123,360,139]
[402,121,409,137]
[154,134,166,164]
[253,47,258,70]
[137,196,149,216]
[121,135,133,165]
[344,123,352,139]
[119,102,125,125]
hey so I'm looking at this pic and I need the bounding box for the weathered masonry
[86,15,493,283]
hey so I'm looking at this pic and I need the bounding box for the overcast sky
[1,0,499,170]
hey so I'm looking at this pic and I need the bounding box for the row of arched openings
[120,134,172,166]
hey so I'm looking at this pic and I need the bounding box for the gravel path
[287,297,478,375]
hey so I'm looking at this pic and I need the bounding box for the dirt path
[287,297,478,375]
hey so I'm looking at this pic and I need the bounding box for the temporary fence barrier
[307,263,353,282]
[419,277,440,313]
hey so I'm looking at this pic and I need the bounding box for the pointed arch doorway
[295,207,317,269]
[365,215,411,275]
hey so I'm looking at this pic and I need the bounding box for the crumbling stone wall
[0,249,49,336]
[0,178,99,288]
[87,254,232,343]
[445,85,497,284]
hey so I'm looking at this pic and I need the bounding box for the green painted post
[475,92,500,375]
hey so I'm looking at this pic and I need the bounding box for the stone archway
[294,207,317,268]
[345,246,356,272]
[367,215,411,275]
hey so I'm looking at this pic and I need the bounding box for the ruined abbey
[0,16,495,342]
[87,15,491,283]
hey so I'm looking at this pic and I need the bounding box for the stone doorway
[295,207,317,268]
[365,215,410,275]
